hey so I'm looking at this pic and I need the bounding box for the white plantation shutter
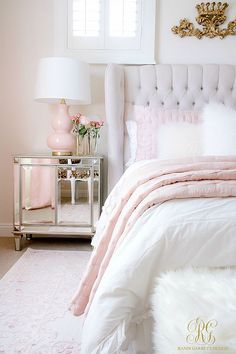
[106,0,141,50]
[57,0,156,63]
[68,0,104,49]
[72,0,100,37]
[108,0,138,37]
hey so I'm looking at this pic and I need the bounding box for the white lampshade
[35,57,91,105]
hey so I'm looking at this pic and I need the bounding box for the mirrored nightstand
[13,155,103,250]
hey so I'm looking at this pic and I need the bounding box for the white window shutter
[72,0,100,37]
[105,0,141,50]
[68,0,105,49]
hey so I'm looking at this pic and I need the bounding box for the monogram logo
[186,318,218,345]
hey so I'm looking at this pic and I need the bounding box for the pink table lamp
[35,57,91,156]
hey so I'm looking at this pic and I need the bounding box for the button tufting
[201,87,203,90]
[161,102,164,105]
[177,101,180,105]
[193,102,195,106]
[155,86,158,90]
[147,101,150,106]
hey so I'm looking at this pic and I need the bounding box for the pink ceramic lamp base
[47,102,75,156]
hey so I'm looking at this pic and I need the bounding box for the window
[55,0,156,64]
[72,0,100,37]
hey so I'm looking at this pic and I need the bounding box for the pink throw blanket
[71,156,236,316]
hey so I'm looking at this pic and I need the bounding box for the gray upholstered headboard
[105,64,236,192]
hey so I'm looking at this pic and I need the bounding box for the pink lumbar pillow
[202,102,236,155]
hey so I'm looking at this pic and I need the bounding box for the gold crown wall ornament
[172,2,236,39]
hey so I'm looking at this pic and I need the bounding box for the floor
[0,236,92,279]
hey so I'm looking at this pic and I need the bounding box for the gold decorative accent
[52,151,72,156]
[172,2,236,39]
[58,168,98,180]
[58,168,68,179]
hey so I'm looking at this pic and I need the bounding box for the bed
[71,64,236,353]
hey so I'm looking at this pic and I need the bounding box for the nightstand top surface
[13,154,103,159]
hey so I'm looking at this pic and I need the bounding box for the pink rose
[89,121,96,127]
[70,113,81,124]
[80,115,90,125]
[94,120,104,128]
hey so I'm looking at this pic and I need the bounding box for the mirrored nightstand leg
[26,234,32,241]
[14,235,22,251]
[87,177,92,204]
[70,177,76,205]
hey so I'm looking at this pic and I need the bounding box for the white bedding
[81,197,236,353]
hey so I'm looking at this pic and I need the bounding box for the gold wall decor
[172,2,236,39]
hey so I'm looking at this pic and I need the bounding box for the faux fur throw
[152,268,236,354]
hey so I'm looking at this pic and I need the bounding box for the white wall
[0,0,236,233]
[0,0,54,233]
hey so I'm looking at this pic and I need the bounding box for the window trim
[54,0,156,64]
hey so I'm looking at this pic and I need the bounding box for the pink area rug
[0,248,91,354]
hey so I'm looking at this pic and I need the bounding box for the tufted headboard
[105,63,236,192]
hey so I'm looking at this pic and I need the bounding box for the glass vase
[75,134,85,155]
[89,133,98,156]
[74,133,99,156]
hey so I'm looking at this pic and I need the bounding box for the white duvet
[81,197,236,354]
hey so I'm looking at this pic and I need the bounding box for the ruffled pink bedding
[71,156,236,316]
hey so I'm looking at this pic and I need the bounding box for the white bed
[75,64,236,354]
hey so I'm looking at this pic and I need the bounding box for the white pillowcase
[202,103,236,155]
[125,120,137,166]
[126,120,202,164]
[157,122,202,159]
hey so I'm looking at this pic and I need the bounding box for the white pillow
[125,120,137,166]
[157,122,202,159]
[202,103,236,155]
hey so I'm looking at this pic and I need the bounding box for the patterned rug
[0,248,91,354]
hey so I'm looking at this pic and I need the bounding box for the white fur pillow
[202,103,236,155]
[157,122,202,159]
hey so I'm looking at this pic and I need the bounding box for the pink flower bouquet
[70,113,104,155]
